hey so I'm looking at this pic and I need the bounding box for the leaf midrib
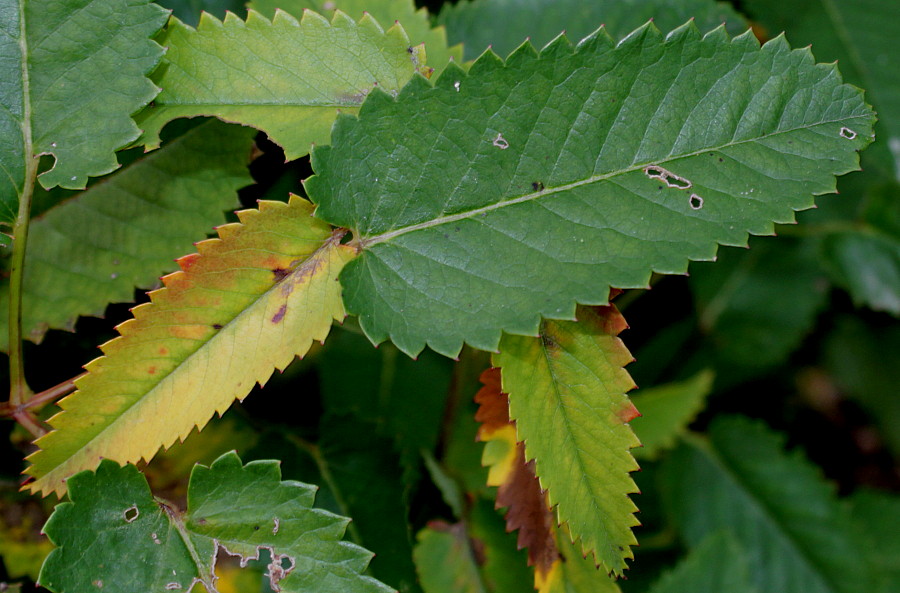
[358,113,869,247]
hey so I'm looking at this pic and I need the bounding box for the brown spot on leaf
[272,267,291,282]
[212,324,223,330]
[271,304,288,324]
[148,366,156,375]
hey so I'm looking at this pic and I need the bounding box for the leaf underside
[495,304,640,575]
[39,452,392,593]
[0,120,254,352]
[0,0,167,223]
[135,9,425,159]
[26,197,354,496]
[306,22,874,358]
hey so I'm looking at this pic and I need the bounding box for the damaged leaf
[39,452,393,593]
[306,22,874,358]
[25,197,354,496]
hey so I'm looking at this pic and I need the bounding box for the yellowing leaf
[494,304,641,576]
[25,197,354,496]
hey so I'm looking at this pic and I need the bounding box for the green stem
[8,155,37,411]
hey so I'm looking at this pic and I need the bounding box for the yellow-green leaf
[25,197,354,496]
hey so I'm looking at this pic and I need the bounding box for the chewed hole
[840,127,857,139]
[492,133,509,150]
[124,505,139,523]
[689,194,704,210]
[280,556,294,572]
[643,165,692,190]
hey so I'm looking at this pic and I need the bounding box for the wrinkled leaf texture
[39,452,392,593]
[307,22,874,358]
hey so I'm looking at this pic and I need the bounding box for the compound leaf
[38,452,392,593]
[135,9,425,159]
[662,417,879,593]
[306,23,874,358]
[0,0,167,224]
[438,0,747,60]
[249,0,462,72]
[494,305,640,576]
[0,120,254,352]
[26,197,354,496]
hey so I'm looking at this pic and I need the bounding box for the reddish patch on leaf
[147,366,156,375]
[615,400,641,423]
[475,368,559,573]
[271,304,288,324]
[158,347,168,356]
[176,253,201,272]
[272,267,291,282]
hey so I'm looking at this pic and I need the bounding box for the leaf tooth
[575,24,616,52]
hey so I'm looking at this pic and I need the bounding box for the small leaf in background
[25,197,354,496]
[414,522,486,593]
[496,305,640,575]
[307,23,874,357]
[39,452,393,593]
[662,417,880,593]
[136,9,424,159]
[743,0,900,179]
[0,0,167,223]
[690,237,829,373]
[630,369,713,459]
[0,496,52,581]
[319,329,453,490]
[249,0,462,72]
[0,120,255,352]
[439,0,747,60]
[645,531,757,593]
[319,414,421,593]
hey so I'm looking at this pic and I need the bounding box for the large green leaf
[0,0,167,224]
[743,0,900,178]
[848,489,900,593]
[438,0,747,60]
[25,197,354,496]
[135,9,425,159]
[248,0,462,72]
[495,305,640,575]
[645,532,757,593]
[39,452,392,593]
[0,120,254,352]
[662,417,879,593]
[306,23,874,358]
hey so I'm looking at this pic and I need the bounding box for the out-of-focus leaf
[819,181,900,315]
[662,417,878,593]
[645,531,757,593]
[136,10,424,159]
[495,305,640,575]
[414,522,485,593]
[319,414,420,593]
[39,452,393,593]
[0,120,254,352]
[0,0,167,223]
[26,197,354,496]
[307,24,874,358]
[630,370,713,459]
[825,316,900,457]
[439,0,747,60]
[0,497,52,581]
[743,0,900,178]
[319,329,452,488]
[848,488,900,593]
[155,0,247,26]
[248,0,462,71]
[691,237,829,371]
[467,498,534,593]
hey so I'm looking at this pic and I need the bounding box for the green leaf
[538,528,622,593]
[662,417,878,593]
[155,0,247,26]
[319,329,453,488]
[38,452,393,593]
[645,531,757,593]
[0,120,254,352]
[319,414,421,593]
[414,523,486,593]
[438,0,747,61]
[307,23,874,358]
[630,369,713,459]
[25,197,354,496]
[848,489,900,593]
[0,0,167,224]
[248,0,462,72]
[743,0,900,178]
[135,9,425,159]
[691,236,829,370]
[494,305,640,576]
